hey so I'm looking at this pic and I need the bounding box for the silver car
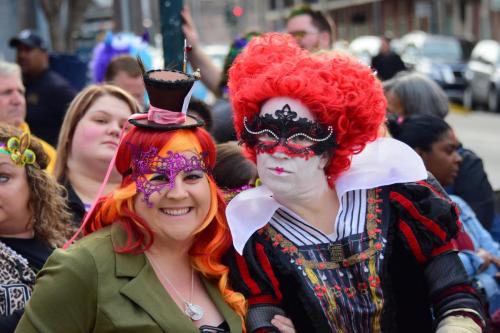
[464,40,500,112]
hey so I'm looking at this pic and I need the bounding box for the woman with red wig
[15,69,245,332]
[224,33,485,333]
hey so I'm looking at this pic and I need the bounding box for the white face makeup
[256,97,329,201]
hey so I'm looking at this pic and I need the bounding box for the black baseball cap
[9,30,47,51]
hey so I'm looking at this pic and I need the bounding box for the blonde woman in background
[54,84,140,225]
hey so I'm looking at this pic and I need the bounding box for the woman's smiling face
[133,150,212,245]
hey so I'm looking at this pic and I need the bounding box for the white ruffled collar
[226,137,428,254]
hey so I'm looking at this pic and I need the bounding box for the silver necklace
[147,254,204,321]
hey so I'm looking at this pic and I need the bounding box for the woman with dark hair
[225,33,485,333]
[0,124,71,333]
[385,72,496,231]
[15,69,245,332]
[386,114,462,187]
[389,114,500,315]
[214,141,257,202]
[188,98,214,133]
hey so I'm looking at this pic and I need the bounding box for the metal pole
[372,1,382,36]
[480,0,491,39]
[430,0,439,34]
[121,0,131,32]
[159,0,184,70]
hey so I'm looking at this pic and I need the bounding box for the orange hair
[84,126,247,327]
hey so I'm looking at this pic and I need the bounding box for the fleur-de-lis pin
[5,132,37,166]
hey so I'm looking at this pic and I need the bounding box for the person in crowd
[285,4,334,52]
[104,54,146,109]
[454,193,500,315]
[89,31,153,84]
[188,98,213,133]
[182,5,225,96]
[371,34,406,81]
[15,67,247,333]
[0,60,56,172]
[224,33,485,333]
[387,114,463,189]
[213,141,257,202]
[216,32,260,98]
[385,72,496,231]
[183,4,334,96]
[385,73,449,118]
[9,30,77,146]
[0,124,71,333]
[388,114,500,314]
[210,33,260,143]
[182,4,255,96]
[54,84,140,226]
[182,7,259,142]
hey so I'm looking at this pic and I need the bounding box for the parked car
[399,31,467,102]
[464,40,500,112]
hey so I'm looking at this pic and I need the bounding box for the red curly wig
[84,126,246,326]
[228,33,386,186]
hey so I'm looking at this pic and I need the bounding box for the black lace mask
[241,104,336,158]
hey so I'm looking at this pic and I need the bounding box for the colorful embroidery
[263,188,386,332]
[265,189,384,270]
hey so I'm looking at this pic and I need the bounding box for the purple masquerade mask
[130,146,209,207]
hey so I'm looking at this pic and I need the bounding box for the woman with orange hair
[15,69,245,332]
[224,33,485,333]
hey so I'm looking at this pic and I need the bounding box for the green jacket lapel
[202,279,243,333]
[111,224,242,332]
[112,224,199,333]
[119,262,199,332]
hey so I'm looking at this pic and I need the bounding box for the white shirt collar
[227,137,427,254]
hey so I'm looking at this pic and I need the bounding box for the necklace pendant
[185,302,204,321]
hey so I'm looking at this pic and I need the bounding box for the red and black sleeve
[391,175,485,329]
[226,234,286,333]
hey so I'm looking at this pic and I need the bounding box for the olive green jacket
[15,224,243,333]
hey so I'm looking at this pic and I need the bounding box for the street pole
[159,0,184,71]
[372,1,382,36]
[430,0,439,34]
[120,0,131,32]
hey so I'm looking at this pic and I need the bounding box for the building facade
[262,0,500,43]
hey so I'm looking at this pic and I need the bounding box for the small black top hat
[129,69,204,130]
[9,30,47,51]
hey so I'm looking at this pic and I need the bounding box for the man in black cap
[9,29,76,146]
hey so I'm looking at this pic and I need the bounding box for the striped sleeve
[226,233,285,333]
[391,175,486,329]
